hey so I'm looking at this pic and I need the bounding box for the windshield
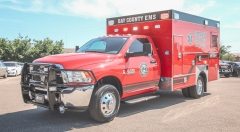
[77,37,128,54]
[4,63,16,67]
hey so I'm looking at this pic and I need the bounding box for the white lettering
[118,18,125,24]
[126,16,144,23]
[145,14,157,21]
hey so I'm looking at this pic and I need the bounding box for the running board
[124,95,160,104]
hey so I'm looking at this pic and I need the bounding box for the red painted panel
[107,20,173,77]
[173,36,183,75]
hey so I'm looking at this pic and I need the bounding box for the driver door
[123,37,159,96]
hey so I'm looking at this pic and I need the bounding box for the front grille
[29,64,50,88]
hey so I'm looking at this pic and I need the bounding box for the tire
[189,76,204,99]
[15,70,17,77]
[237,71,240,77]
[224,74,230,78]
[232,71,237,77]
[182,88,190,97]
[3,73,7,78]
[89,84,120,123]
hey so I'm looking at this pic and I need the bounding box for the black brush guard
[21,63,65,110]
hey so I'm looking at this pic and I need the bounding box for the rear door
[208,33,219,81]
[173,35,183,75]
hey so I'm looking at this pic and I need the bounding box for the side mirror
[75,46,79,52]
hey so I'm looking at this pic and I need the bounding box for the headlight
[61,71,95,84]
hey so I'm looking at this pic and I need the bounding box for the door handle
[150,60,157,64]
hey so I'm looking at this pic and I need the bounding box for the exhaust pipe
[59,104,65,114]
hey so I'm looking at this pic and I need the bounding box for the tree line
[220,45,239,61]
[0,36,64,62]
[0,35,237,62]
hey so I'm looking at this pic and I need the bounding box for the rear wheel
[224,74,230,78]
[182,88,190,97]
[89,84,120,123]
[189,76,204,99]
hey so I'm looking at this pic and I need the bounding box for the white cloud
[0,0,218,18]
[61,0,185,17]
[184,0,216,15]
[61,0,116,18]
[113,0,185,15]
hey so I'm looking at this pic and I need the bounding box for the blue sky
[0,0,240,52]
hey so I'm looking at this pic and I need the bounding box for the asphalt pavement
[0,76,240,132]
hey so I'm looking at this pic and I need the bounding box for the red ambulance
[21,10,220,122]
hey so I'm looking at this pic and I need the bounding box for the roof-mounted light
[133,26,138,31]
[160,13,169,19]
[114,29,119,33]
[204,20,208,25]
[174,13,180,20]
[155,24,161,29]
[123,27,128,32]
[108,20,114,26]
[143,26,149,30]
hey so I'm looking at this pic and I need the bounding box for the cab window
[128,38,152,56]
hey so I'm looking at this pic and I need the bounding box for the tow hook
[59,104,65,114]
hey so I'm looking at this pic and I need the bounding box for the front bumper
[60,85,94,109]
[21,63,95,111]
[7,70,16,76]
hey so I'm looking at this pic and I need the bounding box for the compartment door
[173,35,183,75]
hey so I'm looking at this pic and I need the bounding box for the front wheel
[237,70,240,77]
[15,70,18,77]
[3,73,7,78]
[189,76,205,99]
[89,84,120,123]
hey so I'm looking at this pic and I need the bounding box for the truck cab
[21,35,161,122]
[78,35,161,97]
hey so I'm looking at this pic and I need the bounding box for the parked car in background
[228,62,240,77]
[18,63,24,69]
[219,61,232,77]
[3,61,22,76]
[0,61,8,78]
